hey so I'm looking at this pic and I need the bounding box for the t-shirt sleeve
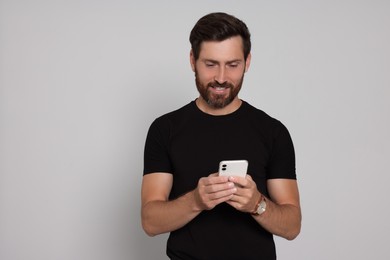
[143,117,173,175]
[267,121,296,180]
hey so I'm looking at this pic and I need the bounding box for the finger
[229,187,255,206]
[208,186,236,200]
[245,174,254,182]
[210,193,235,207]
[225,199,243,211]
[228,176,248,187]
[228,192,247,202]
[226,195,252,212]
[199,188,235,210]
[203,181,235,195]
[201,175,230,186]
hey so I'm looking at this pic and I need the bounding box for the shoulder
[151,101,193,124]
[241,101,288,133]
[147,101,195,136]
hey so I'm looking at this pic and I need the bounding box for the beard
[195,71,245,109]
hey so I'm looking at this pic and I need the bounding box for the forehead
[198,36,245,61]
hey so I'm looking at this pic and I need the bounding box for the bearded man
[141,12,301,260]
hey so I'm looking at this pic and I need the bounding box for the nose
[214,67,227,84]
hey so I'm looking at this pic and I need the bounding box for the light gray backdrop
[1,0,389,259]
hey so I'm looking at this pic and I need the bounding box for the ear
[190,49,196,72]
[245,52,251,72]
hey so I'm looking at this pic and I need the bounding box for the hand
[193,173,237,211]
[225,174,261,213]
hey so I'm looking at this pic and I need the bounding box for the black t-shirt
[144,100,296,260]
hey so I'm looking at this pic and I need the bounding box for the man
[141,12,301,260]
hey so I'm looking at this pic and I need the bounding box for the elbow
[141,219,159,237]
[141,205,158,237]
[143,229,158,237]
[285,229,300,241]
[142,215,168,237]
[284,222,301,241]
[142,227,155,237]
[284,206,302,241]
[141,203,168,237]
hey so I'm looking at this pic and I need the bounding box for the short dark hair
[189,12,251,61]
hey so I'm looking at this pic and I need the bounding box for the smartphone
[218,160,248,178]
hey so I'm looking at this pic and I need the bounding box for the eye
[228,63,239,68]
[205,62,216,67]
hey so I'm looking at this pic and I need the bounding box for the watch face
[252,197,267,216]
[257,199,266,214]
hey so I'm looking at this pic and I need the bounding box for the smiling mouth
[210,83,230,89]
[210,85,229,94]
[213,86,227,90]
[207,82,232,95]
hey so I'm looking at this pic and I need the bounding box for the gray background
[1,0,389,259]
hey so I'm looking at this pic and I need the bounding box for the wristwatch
[252,196,267,216]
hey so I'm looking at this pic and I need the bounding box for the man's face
[191,36,251,109]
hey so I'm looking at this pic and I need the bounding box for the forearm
[141,190,201,236]
[254,197,301,240]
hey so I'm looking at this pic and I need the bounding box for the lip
[209,86,230,95]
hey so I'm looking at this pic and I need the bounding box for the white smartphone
[218,160,248,178]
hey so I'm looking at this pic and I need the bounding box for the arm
[141,172,236,236]
[227,177,301,240]
[256,179,301,240]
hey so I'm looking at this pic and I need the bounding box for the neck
[196,97,242,116]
